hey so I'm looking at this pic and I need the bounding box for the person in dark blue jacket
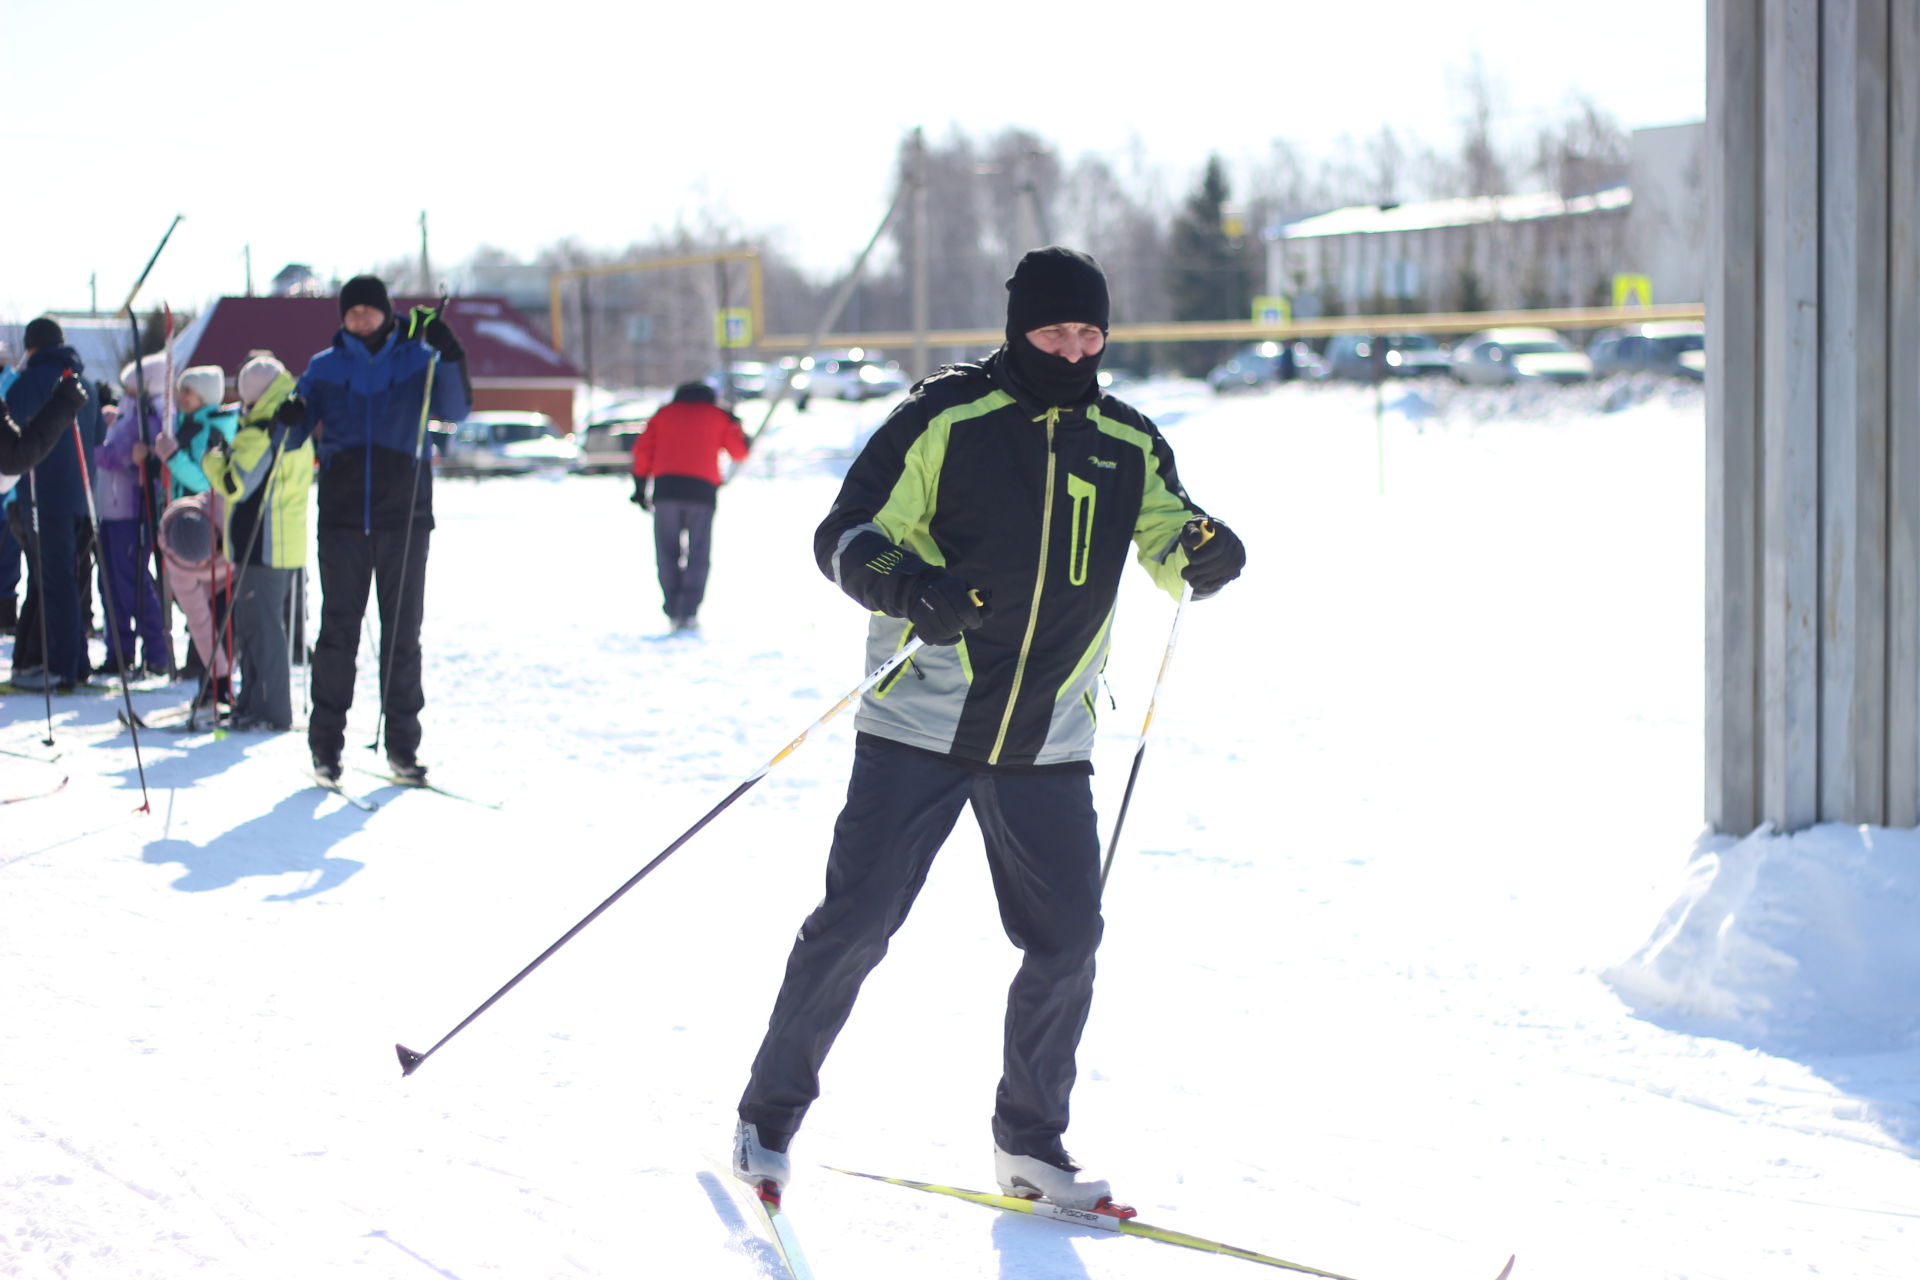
[297,275,470,782]
[5,318,101,690]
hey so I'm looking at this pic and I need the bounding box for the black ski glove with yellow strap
[1180,517,1246,599]
[906,573,992,645]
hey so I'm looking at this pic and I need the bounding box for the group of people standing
[0,274,471,783]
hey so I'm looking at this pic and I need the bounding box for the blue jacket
[165,404,240,500]
[4,346,96,518]
[298,325,470,531]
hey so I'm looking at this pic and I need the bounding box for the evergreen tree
[1166,155,1251,375]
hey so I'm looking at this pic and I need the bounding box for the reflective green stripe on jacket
[815,351,1204,768]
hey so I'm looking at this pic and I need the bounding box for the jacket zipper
[988,408,1059,764]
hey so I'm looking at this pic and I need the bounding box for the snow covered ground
[4,377,1918,1280]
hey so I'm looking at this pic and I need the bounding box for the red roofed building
[172,295,584,431]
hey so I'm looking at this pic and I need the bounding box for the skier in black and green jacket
[734,247,1247,1209]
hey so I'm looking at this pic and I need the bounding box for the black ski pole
[114,215,183,318]
[189,419,295,735]
[126,314,175,681]
[369,293,450,756]
[69,409,152,811]
[1099,525,1212,897]
[22,473,54,745]
[396,635,926,1077]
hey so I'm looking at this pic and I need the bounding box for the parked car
[438,411,582,476]
[704,361,780,402]
[1321,334,1452,382]
[1205,341,1318,392]
[578,410,653,475]
[1587,322,1706,380]
[792,349,908,404]
[1450,328,1593,385]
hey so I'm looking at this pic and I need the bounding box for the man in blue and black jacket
[6,318,101,690]
[297,275,470,783]
[733,247,1247,1211]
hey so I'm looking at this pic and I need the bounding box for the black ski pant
[739,735,1105,1157]
[651,499,714,623]
[309,523,428,763]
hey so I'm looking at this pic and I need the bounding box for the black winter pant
[739,736,1105,1156]
[651,499,714,623]
[309,524,428,763]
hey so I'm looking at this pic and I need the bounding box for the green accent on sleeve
[1090,407,1193,599]
[871,390,1011,566]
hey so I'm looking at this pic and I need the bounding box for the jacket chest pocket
[1065,472,1096,587]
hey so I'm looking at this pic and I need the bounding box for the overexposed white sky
[0,0,1704,319]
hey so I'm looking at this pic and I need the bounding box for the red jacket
[631,401,749,485]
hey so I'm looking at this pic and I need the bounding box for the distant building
[171,295,584,430]
[1266,122,1706,317]
[270,264,326,298]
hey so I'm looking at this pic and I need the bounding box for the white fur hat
[120,352,167,395]
[176,365,226,407]
[237,355,289,408]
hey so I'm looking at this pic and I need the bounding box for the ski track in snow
[3,382,1918,1279]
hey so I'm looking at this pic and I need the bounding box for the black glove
[906,574,991,645]
[275,396,307,427]
[1179,517,1246,599]
[630,475,651,510]
[420,316,462,360]
[50,373,88,412]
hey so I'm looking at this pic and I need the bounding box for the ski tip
[395,1044,425,1076]
[1494,1254,1516,1280]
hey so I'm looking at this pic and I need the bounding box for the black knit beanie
[339,275,392,318]
[1004,246,1109,341]
[23,317,64,351]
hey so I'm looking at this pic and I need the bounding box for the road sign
[1252,295,1292,326]
[716,307,753,349]
[1612,274,1653,309]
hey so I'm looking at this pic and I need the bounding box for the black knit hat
[339,275,392,319]
[1005,246,1109,338]
[23,317,64,351]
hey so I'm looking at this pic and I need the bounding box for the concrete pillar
[1709,0,1920,831]
[1890,0,1920,825]
[1818,0,1889,822]
[1706,0,1764,834]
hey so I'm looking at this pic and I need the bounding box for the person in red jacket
[629,381,750,633]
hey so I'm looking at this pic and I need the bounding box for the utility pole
[911,126,929,380]
[418,210,432,293]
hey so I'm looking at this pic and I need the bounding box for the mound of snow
[1605,823,1920,1054]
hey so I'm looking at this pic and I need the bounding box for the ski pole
[369,295,449,756]
[69,407,152,811]
[1099,523,1213,896]
[114,214,183,318]
[197,419,296,738]
[396,635,926,1077]
[22,473,54,745]
[126,313,176,680]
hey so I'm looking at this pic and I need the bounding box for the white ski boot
[993,1142,1113,1211]
[733,1120,792,1194]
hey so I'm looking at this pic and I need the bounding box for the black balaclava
[1001,246,1110,407]
[339,274,396,351]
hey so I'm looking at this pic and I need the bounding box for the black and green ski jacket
[815,349,1206,769]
